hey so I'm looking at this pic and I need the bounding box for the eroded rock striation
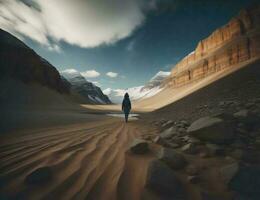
[164,5,260,88]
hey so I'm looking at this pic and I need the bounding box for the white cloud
[62,69,78,74]
[0,0,152,50]
[126,39,136,51]
[106,72,118,78]
[81,70,100,78]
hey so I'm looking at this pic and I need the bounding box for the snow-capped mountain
[61,69,111,104]
[103,71,170,103]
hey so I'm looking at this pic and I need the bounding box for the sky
[0,0,258,91]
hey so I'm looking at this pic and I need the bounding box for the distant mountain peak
[104,71,170,103]
[61,69,111,104]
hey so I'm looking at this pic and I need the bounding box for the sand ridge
[0,118,156,200]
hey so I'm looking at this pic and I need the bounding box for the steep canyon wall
[164,5,260,88]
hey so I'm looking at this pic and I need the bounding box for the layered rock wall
[165,5,260,88]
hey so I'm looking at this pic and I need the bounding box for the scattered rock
[188,137,201,144]
[161,120,174,130]
[180,120,190,127]
[158,147,187,170]
[187,116,235,144]
[153,136,164,144]
[160,127,177,139]
[25,167,53,185]
[145,160,186,199]
[245,102,256,109]
[129,139,148,154]
[233,109,249,118]
[166,142,180,149]
[153,136,180,149]
[181,143,197,154]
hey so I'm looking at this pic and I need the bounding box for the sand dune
[0,118,156,200]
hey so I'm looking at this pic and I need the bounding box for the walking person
[122,93,131,123]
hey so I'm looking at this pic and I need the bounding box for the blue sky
[0,0,257,90]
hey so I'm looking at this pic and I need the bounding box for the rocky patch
[129,139,149,154]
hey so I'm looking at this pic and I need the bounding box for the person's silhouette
[122,93,131,123]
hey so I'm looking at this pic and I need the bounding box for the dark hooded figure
[122,93,131,122]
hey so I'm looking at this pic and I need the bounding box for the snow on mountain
[61,69,111,104]
[103,71,170,103]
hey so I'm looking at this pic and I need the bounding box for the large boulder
[145,160,186,199]
[129,139,148,154]
[187,116,235,144]
[158,148,187,170]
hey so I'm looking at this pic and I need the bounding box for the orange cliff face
[164,5,260,88]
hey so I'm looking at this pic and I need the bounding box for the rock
[234,109,249,118]
[245,102,256,109]
[181,143,197,154]
[188,137,201,144]
[206,143,225,156]
[153,136,163,144]
[219,101,226,107]
[153,136,180,149]
[180,135,190,142]
[187,116,235,144]
[145,160,186,199]
[166,142,180,149]
[180,120,190,127]
[187,175,200,184]
[160,127,177,139]
[236,127,248,135]
[158,148,187,170]
[161,120,174,130]
[142,135,153,141]
[229,166,260,200]
[129,139,148,154]
[25,167,53,185]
